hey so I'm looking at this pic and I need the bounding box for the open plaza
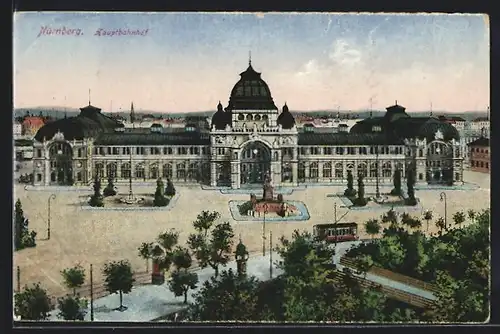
[13,169,490,299]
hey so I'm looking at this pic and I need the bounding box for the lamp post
[440,192,447,228]
[90,263,94,321]
[269,231,273,279]
[375,145,380,199]
[47,194,56,240]
[262,203,268,256]
[253,149,258,183]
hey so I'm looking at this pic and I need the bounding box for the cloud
[295,59,321,77]
[328,39,363,67]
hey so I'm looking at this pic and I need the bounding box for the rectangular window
[107,147,112,155]
[37,174,42,182]
[37,149,42,158]
[77,172,82,181]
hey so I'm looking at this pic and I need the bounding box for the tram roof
[313,222,358,228]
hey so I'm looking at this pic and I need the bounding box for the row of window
[290,161,405,179]
[93,146,210,156]
[93,162,210,180]
[298,146,405,156]
[237,114,270,121]
[471,147,489,154]
[471,160,489,169]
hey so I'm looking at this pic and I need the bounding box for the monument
[262,170,274,200]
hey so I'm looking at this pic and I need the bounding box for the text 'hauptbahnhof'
[31,61,463,189]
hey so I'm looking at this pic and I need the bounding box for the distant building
[468,137,490,173]
[13,121,22,137]
[22,116,45,137]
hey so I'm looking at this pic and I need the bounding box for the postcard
[13,12,490,323]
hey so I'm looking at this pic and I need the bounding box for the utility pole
[269,231,273,279]
[90,264,94,321]
[16,266,20,292]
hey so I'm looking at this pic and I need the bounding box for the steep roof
[467,137,489,147]
[298,133,404,146]
[94,132,210,146]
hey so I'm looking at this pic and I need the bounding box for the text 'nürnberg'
[37,26,150,38]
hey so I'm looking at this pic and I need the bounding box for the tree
[165,179,176,197]
[436,217,446,234]
[364,219,381,240]
[57,295,88,320]
[169,246,199,304]
[381,208,398,226]
[453,211,466,229]
[14,199,37,250]
[153,178,169,207]
[88,174,104,207]
[467,209,476,224]
[14,283,52,320]
[138,242,154,272]
[354,175,367,206]
[391,169,402,196]
[405,165,417,205]
[188,269,260,321]
[103,175,117,197]
[344,170,357,197]
[102,260,135,311]
[354,254,373,279]
[423,210,433,233]
[154,229,180,272]
[187,211,234,277]
[61,265,86,296]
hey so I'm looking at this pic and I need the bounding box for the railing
[340,256,439,294]
[331,270,433,309]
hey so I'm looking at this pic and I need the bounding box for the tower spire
[430,102,433,117]
[130,101,135,124]
[249,50,252,66]
[88,89,91,105]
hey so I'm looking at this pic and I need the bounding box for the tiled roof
[298,133,404,145]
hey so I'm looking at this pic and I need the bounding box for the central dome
[227,62,278,110]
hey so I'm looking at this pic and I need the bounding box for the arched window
[246,114,253,121]
[262,115,269,121]
[254,115,261,121]
[94,163,104,179]
[323,162,332,178]
[238,114,244,121]
[162,163,173,179]
[177,163,186,179]
[382,162,392,177]
[310,162,319,178]
[106,163,117,179]
[188,162,199,181]
[335,163,343,178]
[357,163,367,178]
[135,163,145,179]
[369,162,378,178]
[201,163,210,182]
[298,162,305,180]
[121,163,131,179]
[346,162,354,171]
[149,163,159,179]
[395,162,404,178]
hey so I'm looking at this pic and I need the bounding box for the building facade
[468,137,490,173]
[31,62,464,188]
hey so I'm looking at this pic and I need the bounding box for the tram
[313,222,359,243]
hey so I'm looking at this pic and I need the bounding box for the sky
[13,12,490,113]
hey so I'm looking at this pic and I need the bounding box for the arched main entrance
[426,141,453,185]
[240,141,271,186]
[48,142,73,185]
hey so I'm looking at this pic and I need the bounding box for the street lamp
[375,145,380,199]
[263,203,268,256]
[47,194,56,240]
[439,192,447,228]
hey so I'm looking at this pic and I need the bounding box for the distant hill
[14,107,488,122]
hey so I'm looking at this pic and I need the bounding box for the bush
[390,188,402,196]
[154,196,170,207]
[88,195,103,207]
[103,177,117,197]
[238,201,254,215]
[352,197,368,207]
[165,179,176,197]
[344,188,357,197]
[404,197,418,206]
